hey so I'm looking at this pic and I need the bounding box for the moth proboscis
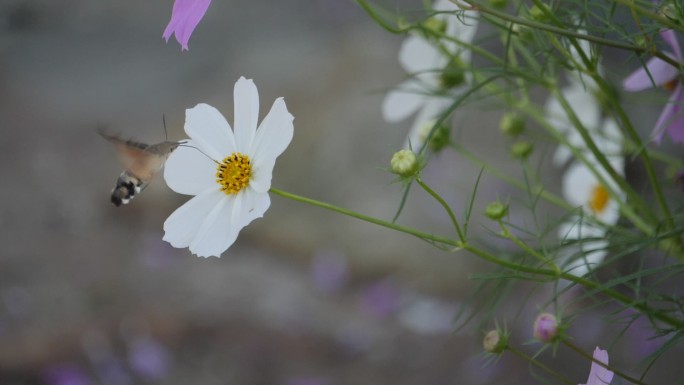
[100,130,182,207]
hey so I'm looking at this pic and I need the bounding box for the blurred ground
[0,1,680,384]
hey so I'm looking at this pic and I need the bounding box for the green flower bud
[511,141,533,159]
[529,4,551,22]
[416,119,451,152]
[422,17,447,37]
[439,56,467,90]
[397,17,411,31]
[391,149,419,177]
[634,35,647,49]
[483,330,507,353]
[499,113,525,136]
[485,201,508,220]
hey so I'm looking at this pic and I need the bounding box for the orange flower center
[589,184,610,214]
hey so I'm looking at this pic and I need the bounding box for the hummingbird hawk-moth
[100,131,181,206]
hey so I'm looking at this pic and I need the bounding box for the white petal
[445,12,479,49]
[249,98,294,193]
[185,103,235,160]
[399,35,441,74]
[552,146,572,167]
[382,82,426,123]
[433,0,458,11]
[563,83,601,130]
[164,140,218,195]
[188,193,239,257]
[237,187,271,227]
[163,189,224,249]
[233,77,259,152]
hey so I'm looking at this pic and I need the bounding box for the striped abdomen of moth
[100,131,181,206]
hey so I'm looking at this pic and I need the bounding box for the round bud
[511,141,533,159]
[499,113,525,136]
[483,329,507,353]
[390,149,419,177]
[485,201,508,220]
[533,313,559,342]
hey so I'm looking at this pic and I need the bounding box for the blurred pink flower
[623,30,684,143]
[580,347,614,385]
[163,0,212,51]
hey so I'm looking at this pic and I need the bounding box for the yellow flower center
[589,184,609,215]
[216,153,252,195]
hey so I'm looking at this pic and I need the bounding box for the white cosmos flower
[382,0,478,149]
[562,158,624,225]
[163,77,294,257]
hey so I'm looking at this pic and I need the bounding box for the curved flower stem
[562,339,649,385]
[270,187,462,248]
[415,178,466,242]
[270,188,684,329]
[507,346,575,385]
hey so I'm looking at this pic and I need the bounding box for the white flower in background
[559,157,624,276]
[163,77,294,257]
[547,26,625,276]
[382,0,478,149]
[545,83,622,167]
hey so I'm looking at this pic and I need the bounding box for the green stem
[270,187,462,248]
[508,346,575,385]
[450,143,573,211]
[595,74,678,234]
[498,221,559,271]
[563,339,649,385]
[612,0,684,34]
[270,188,684,329]
[416,178,466,242]
[456,0,682,68]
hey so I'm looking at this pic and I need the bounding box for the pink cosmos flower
[163,0,212,51]
[623,30,684,143]
[579,347,614,385]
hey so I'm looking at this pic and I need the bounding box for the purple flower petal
[661,29,683,61]
[580,347,614,385]
[163,0,212,51]
[653,84,684,143]
[622,56,679,91]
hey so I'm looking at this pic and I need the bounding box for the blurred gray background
[0,0,677,384]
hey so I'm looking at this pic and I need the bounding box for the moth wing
[126,152,168,181]
[99,131,151,170]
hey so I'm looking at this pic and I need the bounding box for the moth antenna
[162,114,169,141]
[178,142,219,164]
